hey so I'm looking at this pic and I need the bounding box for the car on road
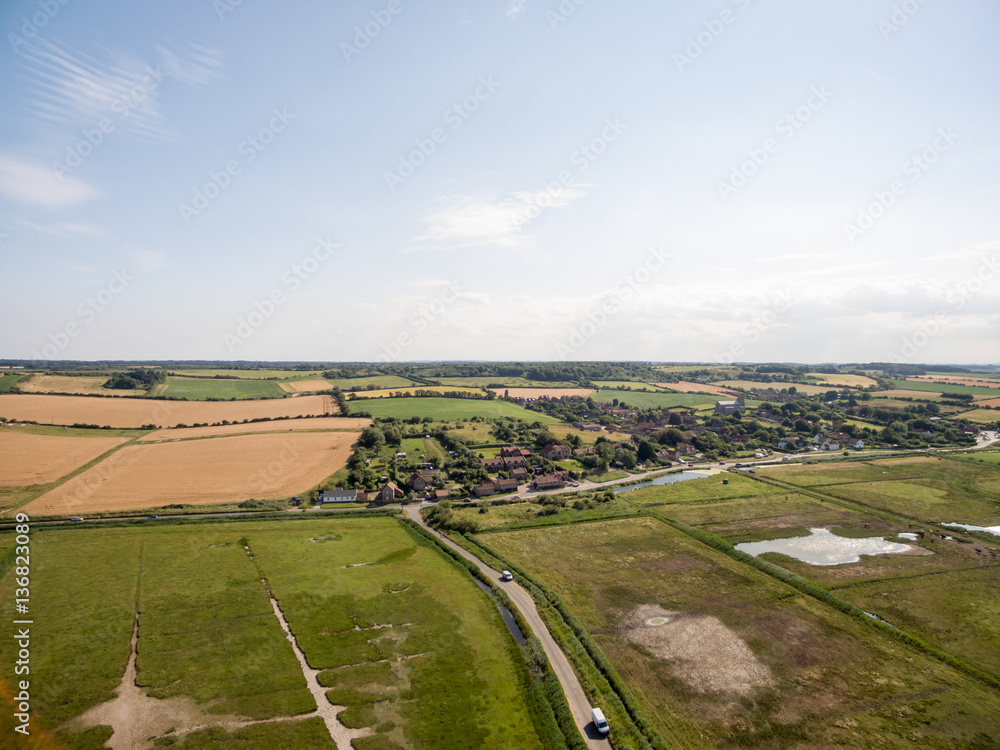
[734,462,743,467]
[70,517,84,522]
[718,461,726,465]
[148,515,159,519]
[500,571,513,582]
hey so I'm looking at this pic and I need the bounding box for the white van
[591,707,609,735]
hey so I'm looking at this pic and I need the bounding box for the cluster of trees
[103,368,165,390]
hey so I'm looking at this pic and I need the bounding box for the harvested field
[279,379,332,393]
[0,394,335,428]
[18,374,116,396]
[488,387,595,399]
[651,381,736,396]
[23,431,359,514]
[913,374,1000,387]
[719,379,829,396]
[809,374,879,388]
[0,431,128,487]
[348,386,483,399]
[969,397,1000,408]
[139,417,370,442]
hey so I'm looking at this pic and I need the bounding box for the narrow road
[404,504,607,749]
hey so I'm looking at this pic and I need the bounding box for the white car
[500,571,513,582]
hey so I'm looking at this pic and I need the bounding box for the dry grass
[811,374,879,388]
[719,380,830,396]
[652,381,736,396]
[348,386,483,398]
[0,432,128,487]
[912,375,1000,387]
[0,394,335,428]
[23,431,360,515]
[279,379,332,393]
[138,417,370,442]
[18,375,115,396]
[487,387,595,399]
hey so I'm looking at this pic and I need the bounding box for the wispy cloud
[507,0,526,20]
[0,154,100,207]
[408,188,587,251]
[20,219,105,239]
[15,38,226,144]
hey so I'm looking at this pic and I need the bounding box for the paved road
[403,504,608,749]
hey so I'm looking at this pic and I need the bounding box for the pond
[735,528,912,566]
[944,522,1000,537]
[611,470,713,494]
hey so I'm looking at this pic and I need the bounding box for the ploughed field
[0,518,544,749]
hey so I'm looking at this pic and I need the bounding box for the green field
[590,380,670,391]
[623,472,776,506]
[0,373,25,393]
[152,376,287,400]
[347,397,563,424]
[0,517,546,748]
[327,375,418,390]
[434,376,580,388]
[451,495,640,531]
[592,389,717,409]
[482,516,1000,749]
[955,408,1000,424]
[170,369,326,380]
[890,379,1000,397]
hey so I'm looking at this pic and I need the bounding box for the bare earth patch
[619,605,773,696]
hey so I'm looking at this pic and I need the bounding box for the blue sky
[0,0,997,363]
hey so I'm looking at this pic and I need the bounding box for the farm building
[714,394,746,416]
[319,488,358,504]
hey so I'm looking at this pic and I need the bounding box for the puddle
[897,532,918,540]
[943,523,1000,537]
[612,471,713,494]
[735,528,911,565]
[474,579,525,645]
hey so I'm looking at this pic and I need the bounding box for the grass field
[151,376,287,400]
[17,374,115,396]
[328,375,417,390]
[955,408,1000,424]
[0,373,25,393]
[346,386,484,399]
[452,495,639,531]
[719,380,831,396]
[139,416,370,442]
[651,381,738,396]
[434,376,581,388]
[891,378,1000,397]
[170,369,326,379]
[593,389,717,409]
[347,397,563,424]
[489,387,595,399]
[482,516,1000,749]
[0,393,335,428]
[591,380,671,391]
[623,472,777,506]
[23,430,360,515]
[0,431,129,487]
[0,517,544,748]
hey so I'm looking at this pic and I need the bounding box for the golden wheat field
[0,431,129,487]
[0,394,336,428]
[22,430,360,515]
[137,416,370,442]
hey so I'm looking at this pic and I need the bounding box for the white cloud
[408,188,588,251]
[507,0,526,20]
[155,41,227,87]
[20,219,105,239]
[0,154,100,207]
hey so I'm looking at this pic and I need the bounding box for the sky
[0,0,998,364]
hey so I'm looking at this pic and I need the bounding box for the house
[319,488,358,504]
[510,467,529,481]
[575,423,604,432]
[531,474,566,491]
[495,477,519,493]
[714,394,746,416]
[375,481,403,503]
[406,472,427,491]
[499,446,525,458]
[482,457,506,471]
[475,481,498,497]
[432,489,449,501]
[540,444,571,460]
[503,455,528,470]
